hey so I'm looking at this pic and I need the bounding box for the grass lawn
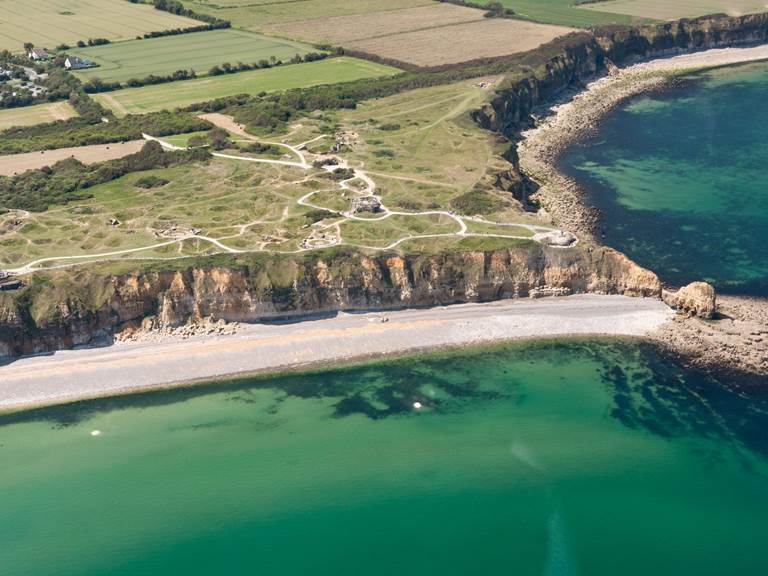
[73,29,315,84]
[92,57,400,116]
[0,0,197,52]
[580,0,768,20]
[0,101,77,130]
[469,0,639,26]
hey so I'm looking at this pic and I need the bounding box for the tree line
[82,52,329,93]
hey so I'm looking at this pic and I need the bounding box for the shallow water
[559,61,768,295]
[1,339,767,575]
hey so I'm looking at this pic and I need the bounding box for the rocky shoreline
[516,45,768,379]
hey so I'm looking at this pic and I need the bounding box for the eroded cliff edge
[474,12,768,212]
[4,12,768,362]
[0,245,658,358]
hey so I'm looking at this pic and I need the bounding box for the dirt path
[6,118,574,274]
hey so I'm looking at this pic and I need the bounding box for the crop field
[345,18,576,67]
[72,29,315,84]
[580,0,768,20]
[0,0,198,52]
[92,57,400,116]
[0,101,76,130]
[268,4,484,44]
[0,141,146,177]
[182,0,434,33]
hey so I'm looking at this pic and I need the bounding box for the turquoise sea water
[559,62,768,295]
[1,339,767,575]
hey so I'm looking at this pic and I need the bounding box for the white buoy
[90,430,102,437]
[413,402,422,410]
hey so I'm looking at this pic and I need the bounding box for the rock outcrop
[0,245,661,359]
[662,282,717,319]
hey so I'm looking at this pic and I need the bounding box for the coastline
[517,44,768,379]
[2,46,767,413]
[0,294,671,412]
[518,44,768,240]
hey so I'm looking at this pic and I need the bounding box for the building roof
[29,48,49,58]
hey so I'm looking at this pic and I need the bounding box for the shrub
[135,175,169,188]
[450,189,503,215]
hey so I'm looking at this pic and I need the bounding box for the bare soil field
[269,4,484,44]
[0,141,145,177]
[581,0,768,20]
[183,0,433,30]
[346,18,576,67]
[0,0,198,52]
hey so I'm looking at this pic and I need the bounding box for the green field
[0,101,77,130]
[581,0,768,20]
[0,0,198,52]
[459,0,639,26]
[92,57,400,116]
[73,29,315,84]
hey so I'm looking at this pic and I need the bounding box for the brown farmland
[346,18,576,67]
[270,4,484,44]
[0,141,146,177]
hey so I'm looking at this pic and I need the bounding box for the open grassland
[345,18,576,67]
[326,77,528,219]
[182,0,434,33]
[0,101,76,130]
[73,29,314,84]
[0,0,198,52]
[268,4,484,44]
[0,160,316,266]
[470,0,637,26]
[92,57,400,116]
[0,141,145,177]
[580,0,768,20]
[1,78,546,270]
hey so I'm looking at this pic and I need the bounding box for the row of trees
[0,108,211,155]
[209,52,327,76]
[83,52,329,94]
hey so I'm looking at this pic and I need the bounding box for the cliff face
[0,245,659,359]
[473,13,768,192]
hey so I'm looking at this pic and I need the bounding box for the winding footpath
[4,116,576,275]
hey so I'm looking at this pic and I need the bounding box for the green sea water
[559,61,768,295]
[1,339,767,575]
